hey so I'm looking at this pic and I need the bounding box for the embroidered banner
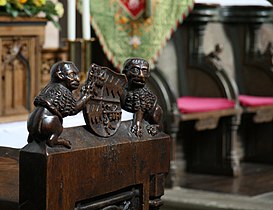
[119,0,146,19]
[78,0,194,69]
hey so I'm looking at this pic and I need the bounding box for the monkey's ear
[56,70,65,80]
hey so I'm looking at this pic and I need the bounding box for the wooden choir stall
[173,3,242,177]
[221,5,273,163]
[0,59,171,210]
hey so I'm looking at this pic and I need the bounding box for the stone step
[161,187,273,210]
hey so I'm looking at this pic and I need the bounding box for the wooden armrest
[244,105,273,123]
[181,108,242,130]
[244,105,273,113]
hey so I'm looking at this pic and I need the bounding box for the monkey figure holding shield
[27,61,91,148]
[121,58,163,137]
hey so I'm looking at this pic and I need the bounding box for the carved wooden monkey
[121,58,163,137]
[27,61,91,148]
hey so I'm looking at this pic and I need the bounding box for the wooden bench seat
[0,147,19,210]
[177,97,241,130]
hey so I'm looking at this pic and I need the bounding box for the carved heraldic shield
[82,64,126,137]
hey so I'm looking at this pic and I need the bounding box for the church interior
[1,0,273,209]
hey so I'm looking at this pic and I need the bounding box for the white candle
[68,0,76,41]
[82,0,91,40]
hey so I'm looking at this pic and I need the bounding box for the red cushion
[177,97,235,113]
[239,95,273,107]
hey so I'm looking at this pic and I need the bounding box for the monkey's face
[126,62,150,88]
[62,63,80,91]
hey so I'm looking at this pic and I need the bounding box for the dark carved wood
[0,128,170,210]
[20,121,170,210]
[121,58,163,138]
[173,3,241,177]
[10,59,171,210]
[221,5,273,163]
[27,61,92,148]
[82,63,126,137]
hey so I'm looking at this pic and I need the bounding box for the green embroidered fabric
[78,0,194,69]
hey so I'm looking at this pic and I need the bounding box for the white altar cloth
[0,110,133,149]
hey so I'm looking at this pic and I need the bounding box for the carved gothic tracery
[0,38,31,115]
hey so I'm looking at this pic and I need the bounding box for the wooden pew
[173,3,242,177]
[20,122,170,210]
[0,121,170,210]
[0,59,171,210]
[221,5,273,163]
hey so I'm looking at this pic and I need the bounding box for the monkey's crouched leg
[46,137,72,149]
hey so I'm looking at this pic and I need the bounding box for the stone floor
[162,161,273,210]
[162,187,273,210]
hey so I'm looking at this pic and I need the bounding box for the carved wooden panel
[0,38,33,116]
[41,48,68,88]
[0,17,46,121]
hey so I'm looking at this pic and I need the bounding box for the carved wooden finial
[27,61,92,148]
[121,57,163,137]
[27,59,163,148]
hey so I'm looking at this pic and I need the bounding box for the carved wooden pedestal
[19,121,170,210]
[0,17,46,122]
